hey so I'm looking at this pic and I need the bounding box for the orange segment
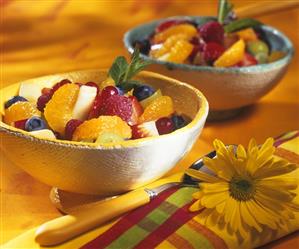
[236,28,257,41]
[214,39,245,67]
[4,102,41,126]
[153,24,197,44]
[72,116,131,142]
[158,40,193,63]
[150,34,190,58]
[139,96,174,123]
[44,83,79,135]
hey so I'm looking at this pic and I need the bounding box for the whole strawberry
[198,21,224,44]
[99,95,133,123]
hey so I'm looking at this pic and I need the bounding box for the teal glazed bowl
[124,16,294,119]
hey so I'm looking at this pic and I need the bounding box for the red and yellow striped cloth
[80,131,299,249]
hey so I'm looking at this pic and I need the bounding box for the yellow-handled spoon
[35,150,217,246]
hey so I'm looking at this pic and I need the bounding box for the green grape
[255,52,268,64]
[247,40,269,56]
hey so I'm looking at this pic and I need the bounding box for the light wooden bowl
[0,70,209,195]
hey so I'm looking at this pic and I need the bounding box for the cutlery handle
[236,1,299,18]
[35,188,150,246]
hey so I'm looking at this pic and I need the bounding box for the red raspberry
[236,53,258,67]
[85,82,100,94]
[155,20,187,33]
[99,95,133,123]
[88,94,103,119]
[37,92,52,112]
[14,119,28,130]
[203,42,225,64]
[198,21,224,44]
[65,119,83,140]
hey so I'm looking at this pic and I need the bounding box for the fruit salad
[134,0,285,67]
[2,50,189,144]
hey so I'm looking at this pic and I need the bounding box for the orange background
[1,0,299,247]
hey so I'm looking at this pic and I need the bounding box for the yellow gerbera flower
[186,138,299,239]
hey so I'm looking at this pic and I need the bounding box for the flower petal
[216,201,226,214]
[201,182,229,193]
[189,199,204,212]
[257,185,296,202]
[192,191,203,199]
[246,200,278,229]
[240,202,263,232]
[237,144,247,159]
[185,169,219,183]
[256,162,298,179]
[201,191,229,208]
[248,138,257,152]
[224,197,237,224]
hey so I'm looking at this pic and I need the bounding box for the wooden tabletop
[1,0,299,247]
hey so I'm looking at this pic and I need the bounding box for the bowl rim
[124,15,295,74]
[0,69,209,150]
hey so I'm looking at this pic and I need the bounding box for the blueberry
[133,85,155,101]
[171,115,187,130]
[25,116,47,131]
[4,96,28,109]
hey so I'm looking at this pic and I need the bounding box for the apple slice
[72,85,97,120]
[131,121,159,139]
[19,83,43,102]
[30,129,56,139]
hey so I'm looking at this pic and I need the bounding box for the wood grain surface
[1,0,299,247]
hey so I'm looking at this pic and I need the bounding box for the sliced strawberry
[88,94,103,119]
[131,121,159,139]
[128,96,143,126]
[14,119,28,130]
[99,95,133,123]
[236,53,258,67]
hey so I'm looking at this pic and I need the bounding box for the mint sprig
[217,0,233,24]
[217,0,262,33]
[108,49,151,92]
[224,18,261,33]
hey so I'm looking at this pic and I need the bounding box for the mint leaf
[124,49,151,81]
[218,0,233,24]
[108,56,128,84]
[107,48,151,92]
[117,80,143,92]
[224,18,261,33]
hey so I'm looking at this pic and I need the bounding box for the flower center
[229,177,255,201]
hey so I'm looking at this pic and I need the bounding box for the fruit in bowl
[0,53,209,195]
[2,50,191,143]
[124,0,294,118]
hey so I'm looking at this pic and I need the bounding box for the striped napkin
[81,131,299,249]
